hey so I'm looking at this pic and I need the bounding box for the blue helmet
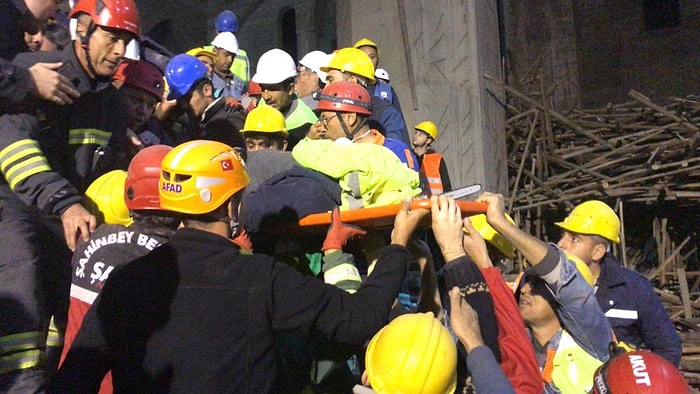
[165,54,208,101]
[215,10,238,33]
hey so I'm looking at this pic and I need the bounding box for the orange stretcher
[297,198,488,231]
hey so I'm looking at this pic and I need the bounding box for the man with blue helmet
[165,54,246,158]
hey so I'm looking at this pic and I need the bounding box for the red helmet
[248,80,262,96]
[592,350,690,394]
[69,0,141,38]
[113,59,164,100]
[124,145,172,210]
[315,81,372,115]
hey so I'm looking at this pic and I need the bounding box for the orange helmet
[315,81,372,115]
[159,140,249,215]
[125,145,172,211]
[69,0,141,38]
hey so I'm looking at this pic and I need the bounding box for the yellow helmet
[240,105,288,136]
[321,47,375,83]
[365,312,457,394]
[467,214,516,259]
[415,120,438,140]
[159,140,249,215]
[84,170,133,226]
[555,200,620,243]
[353,38,380,57]
[185,46,216,63]
[565,252,595,287]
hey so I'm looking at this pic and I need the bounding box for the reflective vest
[419,152,444,195]
[230,48,249,84]
[543,331,603,393]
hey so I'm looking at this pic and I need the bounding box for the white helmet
[299,50,331,83]
[375,68,390,82]
[252,48,297,84]
[211,32,239,54]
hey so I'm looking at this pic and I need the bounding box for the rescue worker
[0,0,141,390]
[591,346,690,393]
[353,38,403,115]
[295,50,330,110]
[477,192,614,393]
[292,82,421,210]
[251,48,318,149]
[165,53,246,158]
[312,81,418,171]
[321,47,410,145]
[111,59,171,156]
[210,32,246,99]
[55,139,426,392]
[59,145,179,393]
[555,200,682,366]
[413,120,452,195]
[213,9,250,84]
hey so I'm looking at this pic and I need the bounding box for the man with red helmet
[311,81,418,171]
[59,145,179,393]
[591,347,690,394]
[112,59,173,157]
[0,0,141,390]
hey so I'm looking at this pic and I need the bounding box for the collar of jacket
[598,252,626,288]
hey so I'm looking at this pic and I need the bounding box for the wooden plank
[679,268,694,319]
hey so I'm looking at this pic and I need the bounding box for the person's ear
[592,243,606,262]
[203,83,214,98]
[346,112,358,127]
[287,82,296,95]
[282,140,288,151]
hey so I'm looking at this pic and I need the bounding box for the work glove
[322,207,366,252]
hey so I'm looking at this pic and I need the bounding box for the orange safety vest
[420,152,444,195]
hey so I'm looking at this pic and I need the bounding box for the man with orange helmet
[556,200,682,366]
[59,145,179,393]
[56,140,426,392]
[0,0,142,390]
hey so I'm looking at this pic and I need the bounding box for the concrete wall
[574,0,700,106]
[338,0,507,192]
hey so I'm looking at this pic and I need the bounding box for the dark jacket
[596,252,682,366]
[198,97,247,159]
[1,45,129,215]
[56,227,409,393]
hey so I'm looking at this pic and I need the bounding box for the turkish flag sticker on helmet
[221,159,233,171]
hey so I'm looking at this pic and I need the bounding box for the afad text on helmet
[162,182,183,193]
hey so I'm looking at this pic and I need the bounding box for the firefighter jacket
[55,227,411,393]
[2,45,129,216]
[418,149,452,195]
[595,252,682,366]
[60,222,173,393]
[292,137,421,209]
[528,246,613,393]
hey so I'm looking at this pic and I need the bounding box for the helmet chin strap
[338,112,367,140]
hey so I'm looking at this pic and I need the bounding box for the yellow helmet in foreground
[84,170,133,226]
[159,140,249,215]
[365,312,457,394]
